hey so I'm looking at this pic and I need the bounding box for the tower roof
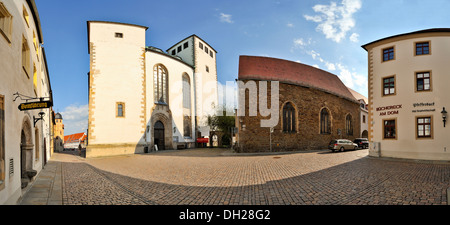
[55,113,62,120]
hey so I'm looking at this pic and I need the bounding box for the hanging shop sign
[18,100,53,111]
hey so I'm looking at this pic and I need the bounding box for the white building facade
[86,21,218,158]
[0,0,53,204]
[363,28,450,161]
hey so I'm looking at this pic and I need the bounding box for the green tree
[206,109,235,147]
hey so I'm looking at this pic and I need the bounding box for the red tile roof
[64,133,86,143]
[238,56,358,103]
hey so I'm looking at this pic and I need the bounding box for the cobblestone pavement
[47,149,450,205]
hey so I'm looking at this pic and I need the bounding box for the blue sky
[35,0,450,135]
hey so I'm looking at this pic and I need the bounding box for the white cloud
[349,33,359,42]
[60,104,88,135]
[304,0,362,43]
[287,23,294,28]
[325,62,336,71]
[219,13,234,24]
[293,38,307,47]
[306,49,367,93]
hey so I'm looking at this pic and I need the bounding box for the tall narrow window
[320,108,331,134]
[33,64,37,96]
[35,128,39,160]
[22,5,29,27]
[183,74,192,138]
[346,114,353,135]
[383,76,395,96]
[383,119,396,139]
[153,64,168,104]
[417,117,432,138]
[184,115,192,138]
[22,36,30,77]
[283,102,296,133]
[182,74,191,109]
[0,95,5,189]
[116,102,125,118]
[416,72,431,92]
[0,2,13,43]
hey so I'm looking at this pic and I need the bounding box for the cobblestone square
[22,148,450,205]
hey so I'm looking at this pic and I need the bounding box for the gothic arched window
[320,108,331,134]
[346,114,353,135]
[154,64,168,104]
[283,102,296,133]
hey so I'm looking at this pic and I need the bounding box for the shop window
[383,119,396,139]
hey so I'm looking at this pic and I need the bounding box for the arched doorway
[154,121,165,151]
[20,117,34,189]
[362,130,368,138]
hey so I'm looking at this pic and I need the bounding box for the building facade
[87,21,218,158]
[363,28,450,161]
[236,56,361,152]
[64,132,86,150]
[0,0,53,204]
[347,87,369,138]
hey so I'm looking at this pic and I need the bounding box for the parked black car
[353,138,369,149]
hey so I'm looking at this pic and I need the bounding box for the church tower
[166,35,219,128]
[87,21,148,157]
[54,113,64,152]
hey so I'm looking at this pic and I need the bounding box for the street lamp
[442,107,447,127]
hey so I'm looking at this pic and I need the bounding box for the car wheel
[354,146,357,151]
[340,147,345,152]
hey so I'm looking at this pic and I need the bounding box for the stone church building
[236,56,361,152]
[87,21,218,158]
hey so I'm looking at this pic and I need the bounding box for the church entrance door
[154,121,165,150]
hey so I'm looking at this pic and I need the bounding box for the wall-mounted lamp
[441,107,447,127]
[33,112,46,127]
